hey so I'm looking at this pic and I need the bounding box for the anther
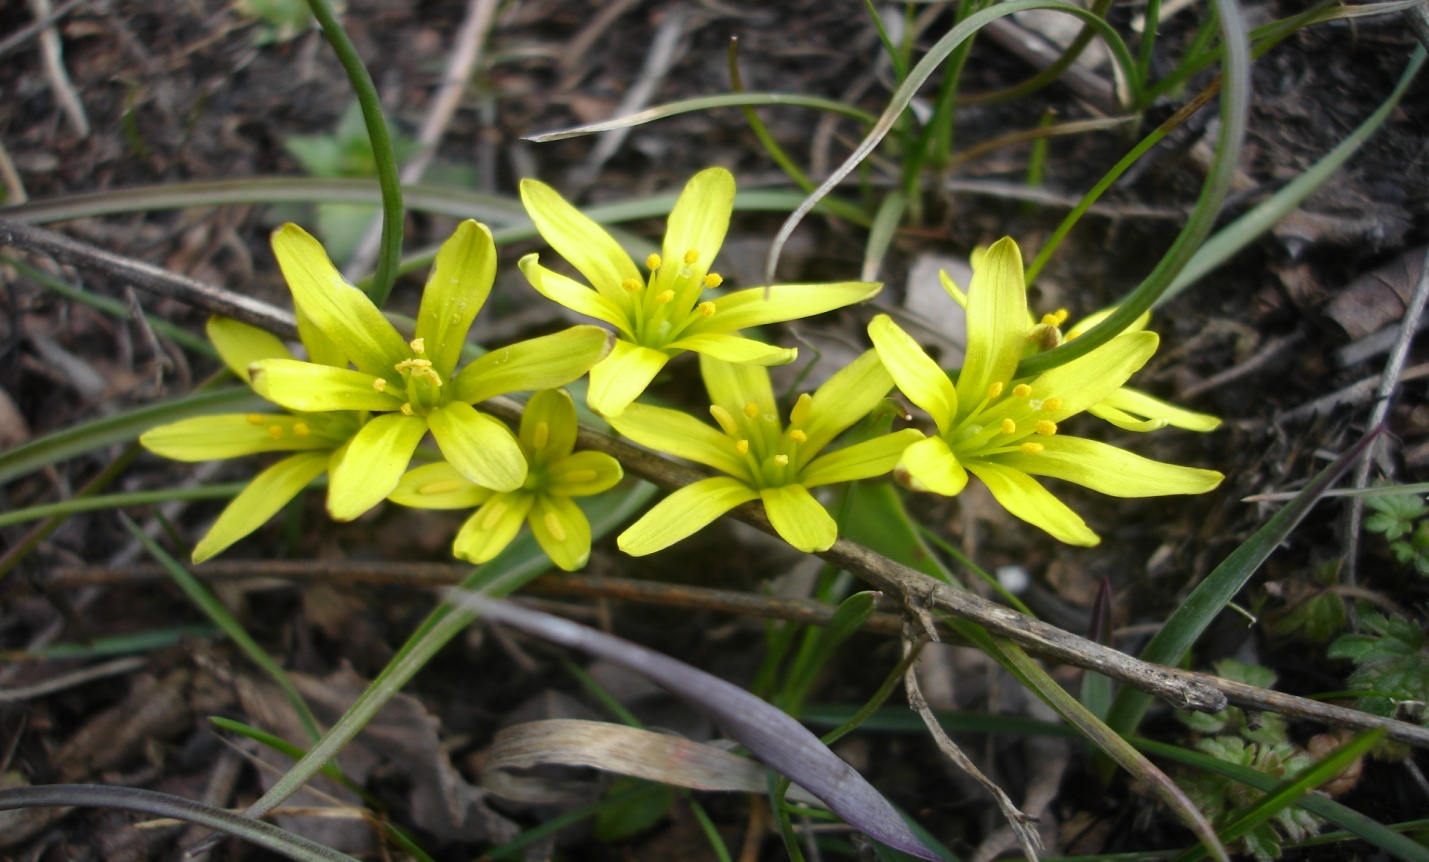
[533,421,549,450]
[293,423,311,437]
[683,249,699,265]
[789,393,813,426]
[703,273,723,288]
[773,454,789,466]
[710,405,738,436]
[372,378,387,392]
[563,469,598,483]
[401,403,415,416]
[646,253,662,270]
[1042,397,1063,412]
[987,382,1004,399]
[1054,309,1069,324]
[409,337,426,354]
[622,278,642,292]
[1001,418,1017,434]
[735,439,750,455]
[1020,442,1045,454]
[247,414,265,425]
[743,403,759,419]
[1014,384,1033,398]
[267,425,284,440]
[1040,313,1060,326]
[544,511,567,541]
[695,301,716,318]
[790,429,808,444]
[654,290,675,305]
[1035,420,1057,436]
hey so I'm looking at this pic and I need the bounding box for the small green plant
[1364,491,1429,576]
[1177,659,1325,862]
[1328,607,1429,726]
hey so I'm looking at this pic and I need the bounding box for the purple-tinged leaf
[449,593,942,860]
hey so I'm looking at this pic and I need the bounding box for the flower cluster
[141,169,1223,568]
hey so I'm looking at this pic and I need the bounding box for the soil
[1,0,1428,860]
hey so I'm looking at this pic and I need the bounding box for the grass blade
[523,93,876,142]
[0,484,246,528]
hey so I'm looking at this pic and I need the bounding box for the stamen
[409,337,426,354]
[401,403,415,416]
[646,253,662,270]
[1001,418,1017,434]
[419,479,468,495]
[789,393,813,426]
[1042,397,1063,412]
[1014,384,1033,398]
[544,511,567,541]
[735,439,750,455]
[621,278,642,292]
[1035,420,1057,436]
[743,403,759,419]
[372,378,387,392]
[1020,442,1045,454]
[703,273,723,288]
[267,425,284,440]
[709,405,738,436]
[1040,313,1060,326]
[654,290,675,305]
[1054,308,1069,325]
[789,429,808,444]
[533,421,549,450]
[562,469,597,483]
[247,414,265,425]
[695,301,716,318]
[987,381,1004,399]
[481,501,508,530]
[683,249,699,265]
[293,423,310,437]
[773,454,789,467]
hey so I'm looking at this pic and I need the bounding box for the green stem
[303,0,403,305]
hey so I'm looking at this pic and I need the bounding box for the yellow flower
[246,221,613,521]
[139,316,361,562]
[869,238,1223,546]
[389,389,623,571]
[609,351,923,554]
[518,167,881,417]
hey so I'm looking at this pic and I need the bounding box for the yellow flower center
[625,248,724,349]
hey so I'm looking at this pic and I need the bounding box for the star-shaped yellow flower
[140,316,362,561]
[518,167,882,417]
[869,237,1223,546]
[247,221,613,521]
[609,351,923,554]
[389,389,623,571]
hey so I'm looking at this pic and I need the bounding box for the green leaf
[596,777,674,841]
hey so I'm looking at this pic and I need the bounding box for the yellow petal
[140,414,337,461]
[1098,387,1221,432]
[192,452,330,562]
[389,461,492,509]
[520,178,643,302]
[454,492,536,563]
[521,388,578,462]
[965,460,1099,546]
[585,340,670,418]
[650,167,734,298]
[326,413,428,521]
[455,325,614,404]
[665,332,796,366]
[529,495,593,571]
[249,359,404,413]
[700,282,881,332]
[698,353,777,422]
[428,402,527,492]
[206,317,293,383]
[956,237,1027,424]
[518,254,630,332]
[995,435,1223,497]
[546,450,624,497]
[607,402,750,480]
[760,484,837,552]
[868,315,956,434]
[898,435,968,496]
[798,349,894,453]
[801,428,923,488]
[417,220,495,381]
[618,476,759,556]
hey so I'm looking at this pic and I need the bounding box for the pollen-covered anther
[372,378,387,392]
[533,421,550,450]
[1040,313,1060,326]
[401,403,415,416]
[1020,442,1045,454]
[646,253,662,270]
[790,393,813,426]
[743,402,759,419]
[1013,384,1033,398]
[293,423,311,437]
[654,290,675,305]
[695,301,716,318]
[544,510,567,541]
[773,454,789,467]
[1042,397,1063,412]
[789,429,808,444]
[710,405,738,435]
[1053,308,1069,325]
[621,278,642,292]
[1001,418,1017,434]
[987,382,1004,399]
[409,337,426,354]
[683,249,699,265]
[1035,420,1057,436]
[735,439,750,455]
[703,273,723,288]
[247,414,266,425]
[267,425,284,440]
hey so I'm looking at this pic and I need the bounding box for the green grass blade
[1105,428,1382,738]
[0,483,246,528]
[121,513,324,742]
[0,784,361,862]
[1157,46,1425,306]
[6,624,218,660]
[0,387,265,486]
[1136,736,1429,862]
[523,93,876,142]
[861,190,907,282]
[727,44,816,193]
[1168,729,1386,862]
